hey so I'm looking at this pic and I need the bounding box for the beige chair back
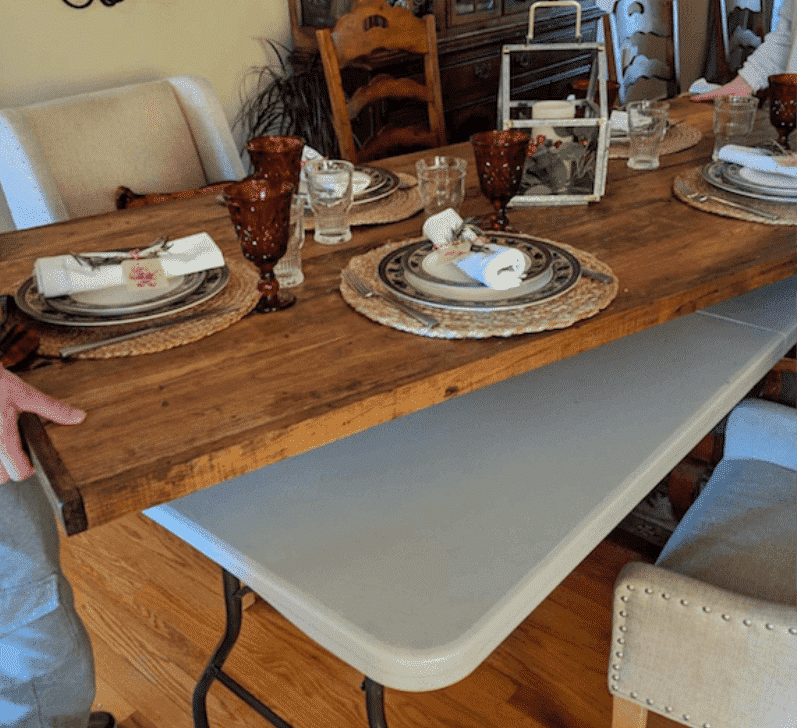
[0,75,244,232]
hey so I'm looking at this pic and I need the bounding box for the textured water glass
[627,100,669,170]
[306,159,354,245]
[274,195,305,288]
[415,156,467,217]
[713,96,758,160]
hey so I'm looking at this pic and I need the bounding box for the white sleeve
[738,0,797,91]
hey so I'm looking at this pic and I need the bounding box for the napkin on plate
[422,209,525,290]
[34,232,225,298]
[718,145,797,179]
[453,245,526,290]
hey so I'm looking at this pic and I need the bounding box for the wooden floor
[59,511,681,728]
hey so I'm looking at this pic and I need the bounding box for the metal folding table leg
[194,568,391,728]
[193,569,294,728]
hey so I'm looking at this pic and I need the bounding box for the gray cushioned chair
[609,397,797,728]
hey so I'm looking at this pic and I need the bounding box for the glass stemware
[768,74,797,151]
[470,129,530,231]
[224,176,296,313]
[245,135,305,191]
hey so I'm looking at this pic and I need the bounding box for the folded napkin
[454,245,526,290]
[610,110,628,134]
[34,232,225,298]
[718,145,797,179]
[688,78,721,95]
[301,145,323,167]
[422,208,477,249]
[422,209,525,290]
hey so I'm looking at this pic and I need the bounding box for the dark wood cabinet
[290,0,602,143]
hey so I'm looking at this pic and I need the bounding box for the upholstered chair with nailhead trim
[609,398,796,728]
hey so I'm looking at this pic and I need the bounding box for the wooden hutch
[289,0,603,143]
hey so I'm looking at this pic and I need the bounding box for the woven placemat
[305,173,421,230]
[673,166,796,226]
[9,255,260,359]
[609,124,702,159]
[340,236,618,339]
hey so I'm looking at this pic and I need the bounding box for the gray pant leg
[0,475,95,728]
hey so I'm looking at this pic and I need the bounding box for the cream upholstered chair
[609,398,797,728]
[0,75,245,234]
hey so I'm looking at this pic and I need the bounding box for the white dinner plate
[46,271,207,316]
[737,166,796,191]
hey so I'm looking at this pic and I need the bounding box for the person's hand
[0,365,85,483]
[691,75,753,101]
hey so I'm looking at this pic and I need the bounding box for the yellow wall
[0,0,293,145]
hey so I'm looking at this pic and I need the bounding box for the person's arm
[738,0,796,91]
[0,364,85,483]
[693,1,795,100]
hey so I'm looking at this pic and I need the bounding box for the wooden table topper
[0,96,794,534]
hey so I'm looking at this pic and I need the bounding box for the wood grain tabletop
[1,97,794,534]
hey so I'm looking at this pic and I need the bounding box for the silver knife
[59,306,237,358]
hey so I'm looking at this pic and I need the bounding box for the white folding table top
[146,278,796,693]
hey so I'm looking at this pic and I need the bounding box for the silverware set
[341,269,440,331]
[674,179,779,221]
[58,306,237,358]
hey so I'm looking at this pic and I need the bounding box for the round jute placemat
[609,124,702,159]
[340,236,618,339]
[305,173,422,230]
[673,166,796,226]
[9,255,260,359]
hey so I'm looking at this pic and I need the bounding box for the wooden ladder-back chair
[316,0,447,164]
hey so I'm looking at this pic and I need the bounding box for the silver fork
[341,269,440,330]
[676,181,779,221]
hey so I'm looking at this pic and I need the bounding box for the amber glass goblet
[768,74,797,150]
[470,129,530,231]
[245,135,305,191]
[224,176,296,313]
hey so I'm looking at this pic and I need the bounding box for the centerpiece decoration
[497,0,611,206]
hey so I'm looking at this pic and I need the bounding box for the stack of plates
[377,232,582,312]
[300,165,400,207]
[15,265,229,327]
[702,160,796,203]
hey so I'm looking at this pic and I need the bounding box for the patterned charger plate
[353,165,400,205]
[16,266,229,327]
[378,233,581,312]
[703,161,797,203]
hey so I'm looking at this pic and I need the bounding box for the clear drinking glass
[305,159,355,245]
[712,95,758,160]
[415,156,467,217]
[274,195,306,288]
[626,100,670,170]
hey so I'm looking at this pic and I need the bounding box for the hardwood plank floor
[58,512,681,728]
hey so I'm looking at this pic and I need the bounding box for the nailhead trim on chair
[611,581,798,727]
